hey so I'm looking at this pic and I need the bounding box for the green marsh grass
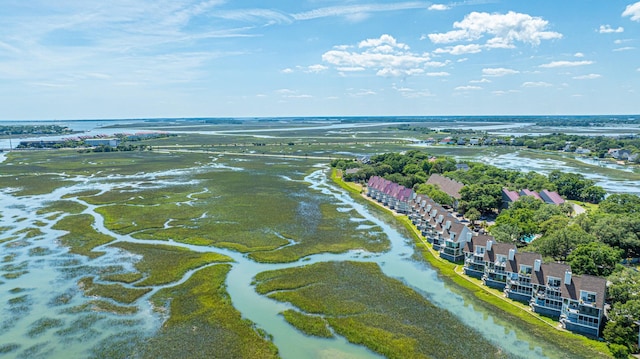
[27,317,65,338]
[108,241,231,286]
[281,309,333,338]
[255,261,513,359]
[78,277,151,304]
[37,200,87,215]
[52,214,115,258]
[0,344,20,355]
[144,264,279,359]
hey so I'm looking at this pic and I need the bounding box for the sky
[1,1,639,120]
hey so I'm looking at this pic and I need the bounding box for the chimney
[466,232,473,242]
[564,270,572,285]
[534,259,541,272]
[437,214,444,223]
[445,220,451,230]
[426,204,432,212]
[486,240,493,251]
[508,248,515,261]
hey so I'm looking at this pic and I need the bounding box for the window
[580,291,597,304]
[475,246,485,255]
[547,277,561,287]
[519,265,532,276]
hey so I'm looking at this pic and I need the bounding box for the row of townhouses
[366,175,607,337]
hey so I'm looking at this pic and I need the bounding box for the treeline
[77,144,152,153]
[0,125,73,136]
[333,150,605,215]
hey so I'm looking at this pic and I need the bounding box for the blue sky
[1,1,639,120]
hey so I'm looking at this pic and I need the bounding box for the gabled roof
[539,190,565,205]
[519,189,541,200]
[562,274,607,309]
[463,234,492,253]
[531,262,571,286]
[502,188,520,202]
[485,242,517,263]
[505,252,542,273]
[426,174,464,199]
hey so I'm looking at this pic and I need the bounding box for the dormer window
[580,291,597,304]
[547,276,561,287]
[474,246,485,255]
[496,254,506,265]
[519,265,532,276]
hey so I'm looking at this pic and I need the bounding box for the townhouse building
[366,176,608,338]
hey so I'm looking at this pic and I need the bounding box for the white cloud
[213,9,292,25]
[598,25,624,33]
[613,46,635,51]
[348,89,377,97]
[393,85,434,98]
[522,81,552,87]
[492,90,519,95]
[614,39,632,44]
[573,74,601,80]
[622,2,640,22]
[470,78,491,84]
[434,44,482,55]
[292,2,429,21]
[482,67,519,77]
[337,67,366,72]
[305,64,328,73]
[428,4,450,11]
[322,34,435,77]
[455,85,482,91]
[281,68,294,73]
[359,34,409,50]
[427,11,562,50]
[574,52,584,57]
[426,72,450,77]
[539,60,594,68]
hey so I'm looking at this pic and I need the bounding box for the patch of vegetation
[281,309,333,338]
[27,317,65,338]
[29,246,53,256]
[108,241,232,286]
[101,272,144,284]
[89,331,147,359]
[2,260,29,279]
[52,214,115,258]
[0,344,20,355]
[37,200,87,215]
[143,264,279,359]
[15,227,44,239]
[78,277,151,304]
[255,261,512,359]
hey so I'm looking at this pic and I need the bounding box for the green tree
[415,183,454,207]
[535,225,592,261]
[599,193,640,214]
[567,242,622,276]
[607,267,640,305]
[490,223,521,243]
[465,208,481,226]
[459,184,503,215]
[604,300,640,353]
